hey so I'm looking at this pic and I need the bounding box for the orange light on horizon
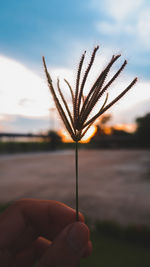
[103,127,112,135]
[58,123,136,143]
[58,125,97,143]
[113,123,137,133]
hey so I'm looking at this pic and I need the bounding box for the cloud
[103,0,143,21]
[0,115,51,133]
[96,21,134,35]
[114,99,150,124]
[0,55,74,117]
[92,0,143,21]
[93,0,150,49]
[0,55,51,117]
[0,55,74,132]
[0,53,150,133]
[137,8,150,46]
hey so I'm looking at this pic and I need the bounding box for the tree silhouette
[47,130,62,150]
[136,113,150,146]
[95,114,112,136]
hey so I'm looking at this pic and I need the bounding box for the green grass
[81,233,150,267]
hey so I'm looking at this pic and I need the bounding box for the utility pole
[49,107,56,131]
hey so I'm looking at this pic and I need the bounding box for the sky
[0,0,150,133]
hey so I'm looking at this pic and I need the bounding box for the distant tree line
[135,113,150,147]
[90,112,150,149]
[0,112,150,153]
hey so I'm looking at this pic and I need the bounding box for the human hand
[0,199,92,267]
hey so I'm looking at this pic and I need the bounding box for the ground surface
[0,149,150,225]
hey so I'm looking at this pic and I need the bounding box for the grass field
[82,233,150,267]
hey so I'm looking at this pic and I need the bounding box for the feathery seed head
[43,47,137,142]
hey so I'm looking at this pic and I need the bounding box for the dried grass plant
[43,45,137,225]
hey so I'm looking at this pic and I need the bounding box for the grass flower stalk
[43,46,137,263]
[75,141,79,221]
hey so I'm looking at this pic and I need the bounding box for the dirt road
[0,149,150,225]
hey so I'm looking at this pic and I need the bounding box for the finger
[15,232,92,267]
[33,237,51,258]
[15,237,51,267]
[82,240,93,258]
[0,249,15,267]
[0,199,84,253]
[38,222,91,267]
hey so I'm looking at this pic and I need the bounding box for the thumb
[37,222,91,267]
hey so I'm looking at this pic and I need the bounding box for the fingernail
[67,222,89,253]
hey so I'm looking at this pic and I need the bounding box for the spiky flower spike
[43,48,137,257]
[43,46,137,142]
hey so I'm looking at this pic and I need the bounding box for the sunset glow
[102,123,137,135]
[113,123,137,133]
[59,123,137,143]
[59,125,97,143]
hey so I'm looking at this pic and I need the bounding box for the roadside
[0,149,150,225]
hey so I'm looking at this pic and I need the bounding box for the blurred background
[0,0,150,266]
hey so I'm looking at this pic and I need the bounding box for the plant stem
[75,141,80,267]
[75,141,79,221]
